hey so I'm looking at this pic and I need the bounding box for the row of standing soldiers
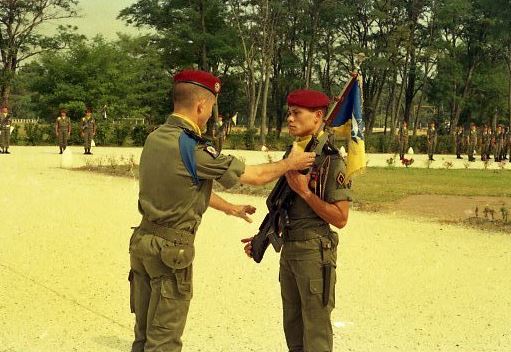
[398,121,511,162]
[398,121,439,161]
[455,124,511,162]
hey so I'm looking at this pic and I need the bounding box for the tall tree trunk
[452,65,476,134]
[199,0,209,71]
[260,69,271,146]
[403,48,417,123]
[413,93,424,136]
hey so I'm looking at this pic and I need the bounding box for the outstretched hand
[230,205,256,223]
[240,237,253,258]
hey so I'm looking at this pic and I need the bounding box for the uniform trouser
[83,130,93,148]
[468,144,476,159]
[1,127,10,148]
[456,143,463,156]
[58,132,69,148]
[427,142,436,158]
[280,236,337,352]
[129,231,193,352]
[495,144,502,160]
[398,140,408,157]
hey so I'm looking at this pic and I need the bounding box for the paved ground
[1,146,510,352]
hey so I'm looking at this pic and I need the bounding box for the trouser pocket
[152,268,193,330]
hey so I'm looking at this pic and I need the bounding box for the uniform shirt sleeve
[195,146,245,189]
[324,155,353,203]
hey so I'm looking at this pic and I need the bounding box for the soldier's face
[197,95,216,128]
[1,108,7,114]
[287,106,321,137]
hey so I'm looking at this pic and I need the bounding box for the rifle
[250,54,367,263]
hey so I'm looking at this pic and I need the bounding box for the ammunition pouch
[139,218,195,270]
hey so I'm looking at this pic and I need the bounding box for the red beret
[174,69,221,95]
[287,89,329,109]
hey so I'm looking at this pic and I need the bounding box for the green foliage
[243,128,258,150]
[131,125,152,147]
[113,122,132,146]
[25,123,44,146]
[94,121,112,146]
[10,125,20,145]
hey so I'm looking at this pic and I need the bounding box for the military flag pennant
[326,73,366,181]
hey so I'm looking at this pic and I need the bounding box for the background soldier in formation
[455,125,464,159]
[427,121,437,161]
[55,108,71,154]
[467,123,478,162]
[480,125,491,161]
[493,125,503,162]
[398,120,409,160]
[128,69,315,352]
[0,106,12,154]
[243,89,351,352]
[506,127,511,160]
[81,108,96,155]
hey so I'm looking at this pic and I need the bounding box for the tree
[0,0,79,104]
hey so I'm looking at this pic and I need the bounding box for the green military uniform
[481,128,490,161]
[0,112,12,153]
[496,128,505,161]
[129,114,245,352]
[81,115,96,154]
[455,128,464,159]
[398,124,408,160]
[505,128,511,160]
[55,116,71,153]
[427,126,437,161]
[279,135,352,352]
[467,128,477,161]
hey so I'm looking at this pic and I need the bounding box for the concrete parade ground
[1,146,510,352]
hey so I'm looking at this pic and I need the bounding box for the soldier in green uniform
[455,125,464,159]
[0,106,12,154]
[55,108,72,154]
[128,70,315,352]
[242,89,351,352]
[427,121,437,161]
[480,125,490,161]
[467,123,477,162]
[398,121,409,160]
[81,108,96,155]
[494,125,504,162]
[505,127,511,160]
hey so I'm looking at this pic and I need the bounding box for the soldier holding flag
[242,68,366,351]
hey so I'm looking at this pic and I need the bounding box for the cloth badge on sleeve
[336,171,352,189]
[204,145,219,159]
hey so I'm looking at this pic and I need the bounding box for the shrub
[10,125,20,145]
[25,123,44,145]
[131,125,152,146]
[113,122,131,146]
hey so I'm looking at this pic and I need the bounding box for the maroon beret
[287,89,329,109]
[174,69,221,95]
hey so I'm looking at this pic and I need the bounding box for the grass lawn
[353,167,511,205]
[78,163,510,205]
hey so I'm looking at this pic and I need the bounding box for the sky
[41,0,141,39]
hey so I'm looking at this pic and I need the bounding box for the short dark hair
[173,82,214,109]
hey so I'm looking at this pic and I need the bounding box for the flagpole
[318,52,367,134]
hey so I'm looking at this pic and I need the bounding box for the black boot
[457,155,462,159]
[59,147,63,154]
[84,148,88,155]
[4,148,10,154]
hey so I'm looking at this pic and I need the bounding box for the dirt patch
[380,194,511,233]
